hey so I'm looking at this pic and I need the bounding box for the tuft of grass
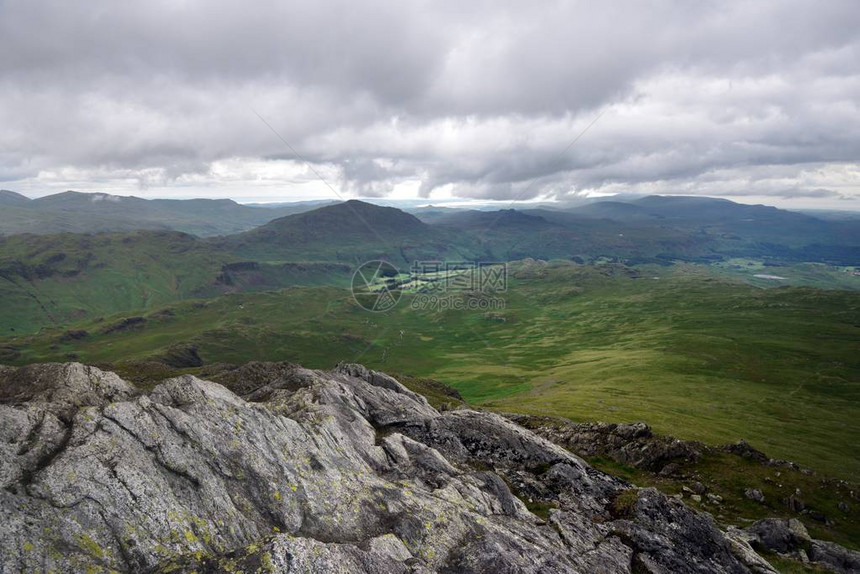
[523,500,554,521]
[761,552,832,573]
[611,489,640,518]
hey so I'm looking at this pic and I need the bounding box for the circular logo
[351,260,402,312]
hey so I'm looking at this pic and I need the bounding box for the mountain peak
[34,190,127,204]
[637,194,735,205]
[0,190,30,204]
[271,200,423,231]
[233,200,429,253]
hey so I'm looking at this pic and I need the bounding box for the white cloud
[1,0,858,209]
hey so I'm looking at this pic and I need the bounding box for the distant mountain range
[0,190,331,236]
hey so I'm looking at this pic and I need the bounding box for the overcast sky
[1,0,859,208]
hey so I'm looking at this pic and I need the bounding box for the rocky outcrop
[1,362,769,573]
[743,518,860,574]
[506,415,815,477]
[506,415,705,473]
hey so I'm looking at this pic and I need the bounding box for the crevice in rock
[16,410,48,456]
[102,411,201,488]
[16,415,74,489]
[104,458,140,504]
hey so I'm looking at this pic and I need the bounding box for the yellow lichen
[78,534,104,558]
[260,552,275,573]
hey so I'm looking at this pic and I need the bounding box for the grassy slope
[5,262,858,481]
[0,232,231,333]
[0,232,360,334]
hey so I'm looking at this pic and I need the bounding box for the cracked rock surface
[1,362,769,573]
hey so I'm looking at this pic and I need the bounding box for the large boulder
[745,518,860,574]
[0,362,760,573]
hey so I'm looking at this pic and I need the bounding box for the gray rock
[723,440,768,463]
[808,539,860,574]
[745,518,860,573]
[0,362,134,414]
[0,362,760,573]
[506,415,705,472]
[747,518,811,554]
[744,488,765,504]
[509,415,813,477]
[608,488,749,573]
[786,495,805,512]
[152,533,415,573]
[691,481,707,495]
[724,527,779,574]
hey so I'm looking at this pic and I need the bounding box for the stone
[505,415,705,472]
[690,481,707,494]
[744,488,765,504]
[724,527,779,574]
[786,495,805,512]
[745,518,860,574]
[723,440,768,463]
[0,361,807,573]
[746,518,811,554]
[808,539,860,574]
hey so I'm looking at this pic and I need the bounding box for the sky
[1,0,859,209]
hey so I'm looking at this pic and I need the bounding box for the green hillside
[0,231,230,333]
[220,199,482,263]
[5,262,858,481]
[0,231,360,334]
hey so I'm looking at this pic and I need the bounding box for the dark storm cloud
[0,0,858,206]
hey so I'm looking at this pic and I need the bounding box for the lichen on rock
[0,361,805,573]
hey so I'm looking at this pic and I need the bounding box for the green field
[5,261,858,482]
[711,258,860,290]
